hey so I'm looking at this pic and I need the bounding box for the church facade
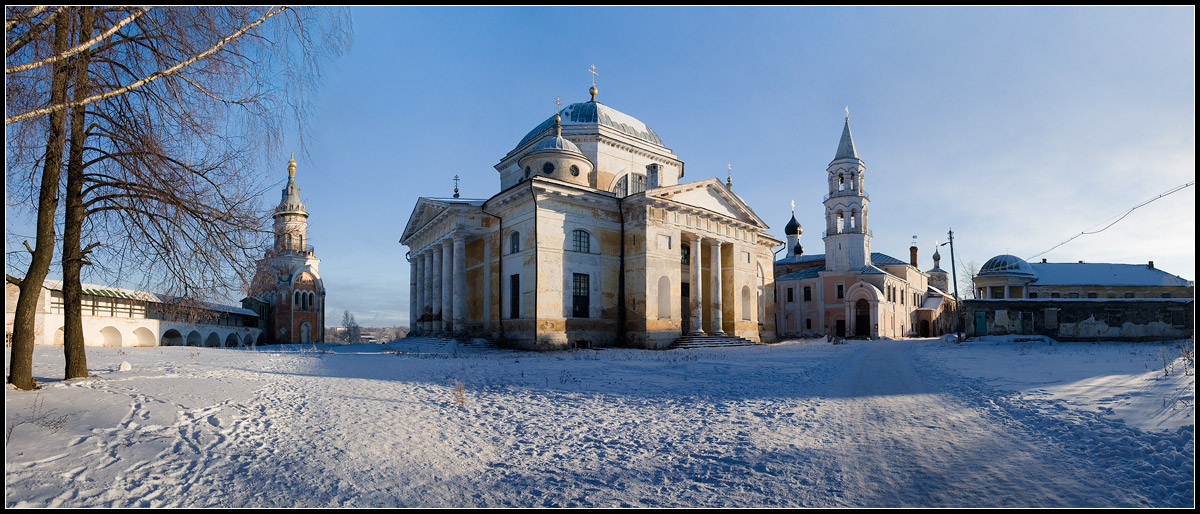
[245,157,326,344]
[774,118,957,339]
[401,87,781,350]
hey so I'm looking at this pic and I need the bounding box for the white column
[409,255,417,334]
[417,252,428,333]
[441,239,453,334]
[690,233,704,335]
[453,235,466,335]
[710,240,724,335]
[431,246,442,332]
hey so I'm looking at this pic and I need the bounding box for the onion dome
[784,214,801,236]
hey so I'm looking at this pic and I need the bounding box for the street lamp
[941,230,963,343]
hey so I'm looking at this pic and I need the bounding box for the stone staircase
[396,335,499,352]
[668,334,760,349]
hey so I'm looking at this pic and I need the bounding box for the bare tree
[959,260,980,300]
[342,310,361,344]
[5,6,352,389]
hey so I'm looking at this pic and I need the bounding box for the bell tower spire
[822,111,871,271]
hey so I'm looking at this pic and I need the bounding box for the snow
[5,336,1195,508]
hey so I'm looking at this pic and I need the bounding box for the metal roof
[518,101,664,148]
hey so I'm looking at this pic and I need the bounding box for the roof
[530,134,583,154]
[41,280,258,317]
[775,251,907,266]
[1029,262,1191,287]
[518,101,664,148]
[979,254,1037,277]
[832,118,859,162]
[778,266,825,281]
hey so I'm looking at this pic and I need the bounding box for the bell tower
[822,112,871,271]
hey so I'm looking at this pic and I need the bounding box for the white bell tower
[822,112,871,271]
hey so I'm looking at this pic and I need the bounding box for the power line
[1028,181,1194,261]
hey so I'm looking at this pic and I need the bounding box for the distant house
[967,255,1194,340]
[5,279,262,348]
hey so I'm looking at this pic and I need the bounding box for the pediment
[399,198,450,244]
[646,179,768,229]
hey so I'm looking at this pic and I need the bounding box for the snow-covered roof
[778,266,825,281]
[41,279,258,317]
[1029,262,1191,287]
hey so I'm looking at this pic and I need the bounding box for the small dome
[784,214,801,236]
[932,247,941,261]
[793,243,803,256]
[979,254,1036,277]
[531,134,582,154]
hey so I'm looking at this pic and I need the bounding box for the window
[1161,292,1172,298]
[787,287,794,303]
[836,284,844,299]
[1069,293,1079,298]
[1124,292,1135,298]
[510,232,520,254]
[572,229,590,253]
[803,287,811,302]
[572,273,590,318]
[631,174,646,194]
[1087,292,1097,299]
[542,162,554,174]
[1051,292,1061,298]
[1029,292,1038,299]
[524,166,531,178]
[806,319,812,329]
[570,165,580,176]
[510,274,520,319]
[681,244,690,265]
[614,176,627,197]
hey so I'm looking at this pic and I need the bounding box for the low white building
[5,280,263,348]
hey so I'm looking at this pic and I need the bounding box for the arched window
[294,291,300,306]
[835,211,844,234]
[613,176,628,197]
[850,209,857,229]
[572,230,591,253]
[849,172,856,190]
[524,166,531,178]
[510,231,520,254]
[838,173,845,192]
[309,292,316,309]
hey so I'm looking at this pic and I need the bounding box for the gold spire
[287,153,296,177]
[588,64,598,101]
[554,96,562,136]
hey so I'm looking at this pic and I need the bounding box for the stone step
[669,335,759,349]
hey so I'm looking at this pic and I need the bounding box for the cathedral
[774,116,957,339]
[401,86,781,349]
[245,157,327,344]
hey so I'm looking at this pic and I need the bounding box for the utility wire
[1028,181,1194,261]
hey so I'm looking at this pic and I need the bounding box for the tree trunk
[8,10,72,390]
[63,6,94,380]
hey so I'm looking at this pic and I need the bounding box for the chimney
[1042,258,1047,263]
[909,245,918,267]
[645,163,660,190]
[1148,261,1155,269]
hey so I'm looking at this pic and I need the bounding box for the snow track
[5,340,1194,507]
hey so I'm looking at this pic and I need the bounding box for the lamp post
[941,229,963,343]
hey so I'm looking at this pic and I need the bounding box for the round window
[542,162,554,174]
[570,165,580,177]
[524,166,531,178]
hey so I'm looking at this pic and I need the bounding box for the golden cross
[589,64,598,86]
[845,106,849,120]
[555,96,560,114]
[791,199,795,213]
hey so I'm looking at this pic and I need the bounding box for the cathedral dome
[531,134,583,154]
[517,101,664,148]
[979,254,1036,277]
[784,214,801,236]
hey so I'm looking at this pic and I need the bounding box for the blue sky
[8,6,1195,328]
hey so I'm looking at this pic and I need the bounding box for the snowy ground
[5,335,1195,508]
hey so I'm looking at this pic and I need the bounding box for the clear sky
[8,6,1195,328]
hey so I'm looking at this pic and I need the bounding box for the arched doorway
[100,326,123,347]
[919,320,930,337]
[225,333,240,347]
[186,330,202,346]
[300,322,311,343]
[854,299,870,338]
[162,329,184,346]
[133,327,156,347]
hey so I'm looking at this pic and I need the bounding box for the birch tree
[5,6,352,389]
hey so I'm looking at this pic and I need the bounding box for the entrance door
[974,312,987,336]
[920,320,930,337]
[854,299,870,337]
[681,283,690,334]
[835,319,845,337]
